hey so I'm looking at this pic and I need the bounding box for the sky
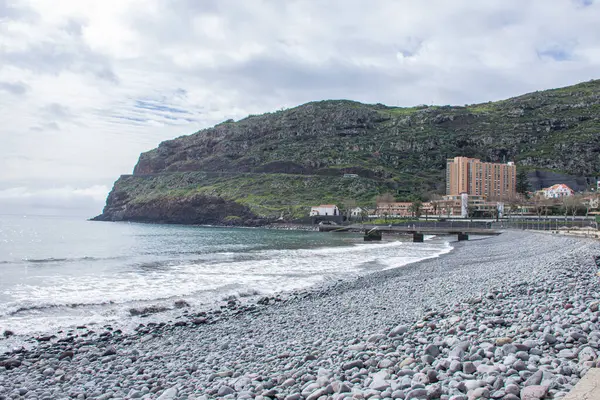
[1,0,600,216]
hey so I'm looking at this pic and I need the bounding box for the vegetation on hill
[96,80,600,224]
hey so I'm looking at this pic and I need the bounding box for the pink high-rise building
[446,157,516,199]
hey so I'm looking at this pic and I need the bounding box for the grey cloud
[0,81,29,95]
[395,37,424,58]
[44,122,60,130]
[3,41,118,83]
[167,0,221,15]
[42,103,72,119]
[0,0,37,21]
[327,36,421,60]
[130,0,222,45]
[131,0,291,49]
[32,103,71,132]
[94,68,119,83]
[30,122,60,132]
[63,18,85,37]
[192,55,418,106]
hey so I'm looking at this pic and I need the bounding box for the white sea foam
[1,239,453,336]
[0,215,454,337]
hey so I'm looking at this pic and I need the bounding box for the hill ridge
[95,79,600,225]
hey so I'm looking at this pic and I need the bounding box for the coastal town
[309,156,600,225]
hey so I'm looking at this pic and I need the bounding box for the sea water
[0,214,452,341]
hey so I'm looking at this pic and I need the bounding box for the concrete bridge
[318,224,502,242]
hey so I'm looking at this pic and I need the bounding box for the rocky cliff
[95,80,600,224]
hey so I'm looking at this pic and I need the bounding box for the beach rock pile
[304,268,600,400]
[0,232,599,400]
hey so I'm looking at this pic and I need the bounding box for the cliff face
[93,187,260,226]
[96,80,600,224]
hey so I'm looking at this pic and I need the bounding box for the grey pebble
[0,232,597,400]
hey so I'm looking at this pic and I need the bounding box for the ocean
[0,214,452,347]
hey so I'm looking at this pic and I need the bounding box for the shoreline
[1,231,600,400]
[0,234,450,353]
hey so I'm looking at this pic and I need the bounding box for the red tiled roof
[544,184,573,191]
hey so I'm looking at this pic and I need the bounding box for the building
[375,202,434,218]
[375,202,411,217]
[583,195,599,210]
[433,194,504,218]
[540,184,574,199]
[446,157,516,199]
[348,207,368,221]
[365,208,377,218]
[309,204,340,217]
[349,207,365,218]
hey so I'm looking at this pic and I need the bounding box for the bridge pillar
[364,230,382,241]
[413,233,424,243]
[458,233,469,241]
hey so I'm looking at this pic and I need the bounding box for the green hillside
[95,80,600,224]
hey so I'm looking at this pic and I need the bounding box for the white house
[584,195,599,210]
[349,207,364,218]
[310,204,340,216]
[541,184,574,199]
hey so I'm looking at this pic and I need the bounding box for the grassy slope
[115,172,389,219]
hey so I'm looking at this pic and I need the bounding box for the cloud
[0,0,600,216]
[41,103,72,119]
[0,80,29,95]
[0,0,37,21]
[3,41,119,82]
[0,185,109,216]
[134,100,190,115]
[30,122,60,131]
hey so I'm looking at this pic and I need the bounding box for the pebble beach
[1,231,600,400]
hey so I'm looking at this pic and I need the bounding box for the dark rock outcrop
[93,192,261,226]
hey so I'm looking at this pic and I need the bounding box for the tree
[343,199,357,220]
[561,195,582,220]
[375,192,395,204]
[506,203,519,218]
[360,208,369,222]
[570,195,585,219]
[516,169,531,197]
[505,193,525,218]
[429,193,442,216]
[532,194,549,218]
[375,193,395,220]
[467,205,476,219]
[583,194,599,217]
[409,200,423,218]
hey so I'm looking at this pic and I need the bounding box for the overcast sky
[1,0,599,216]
